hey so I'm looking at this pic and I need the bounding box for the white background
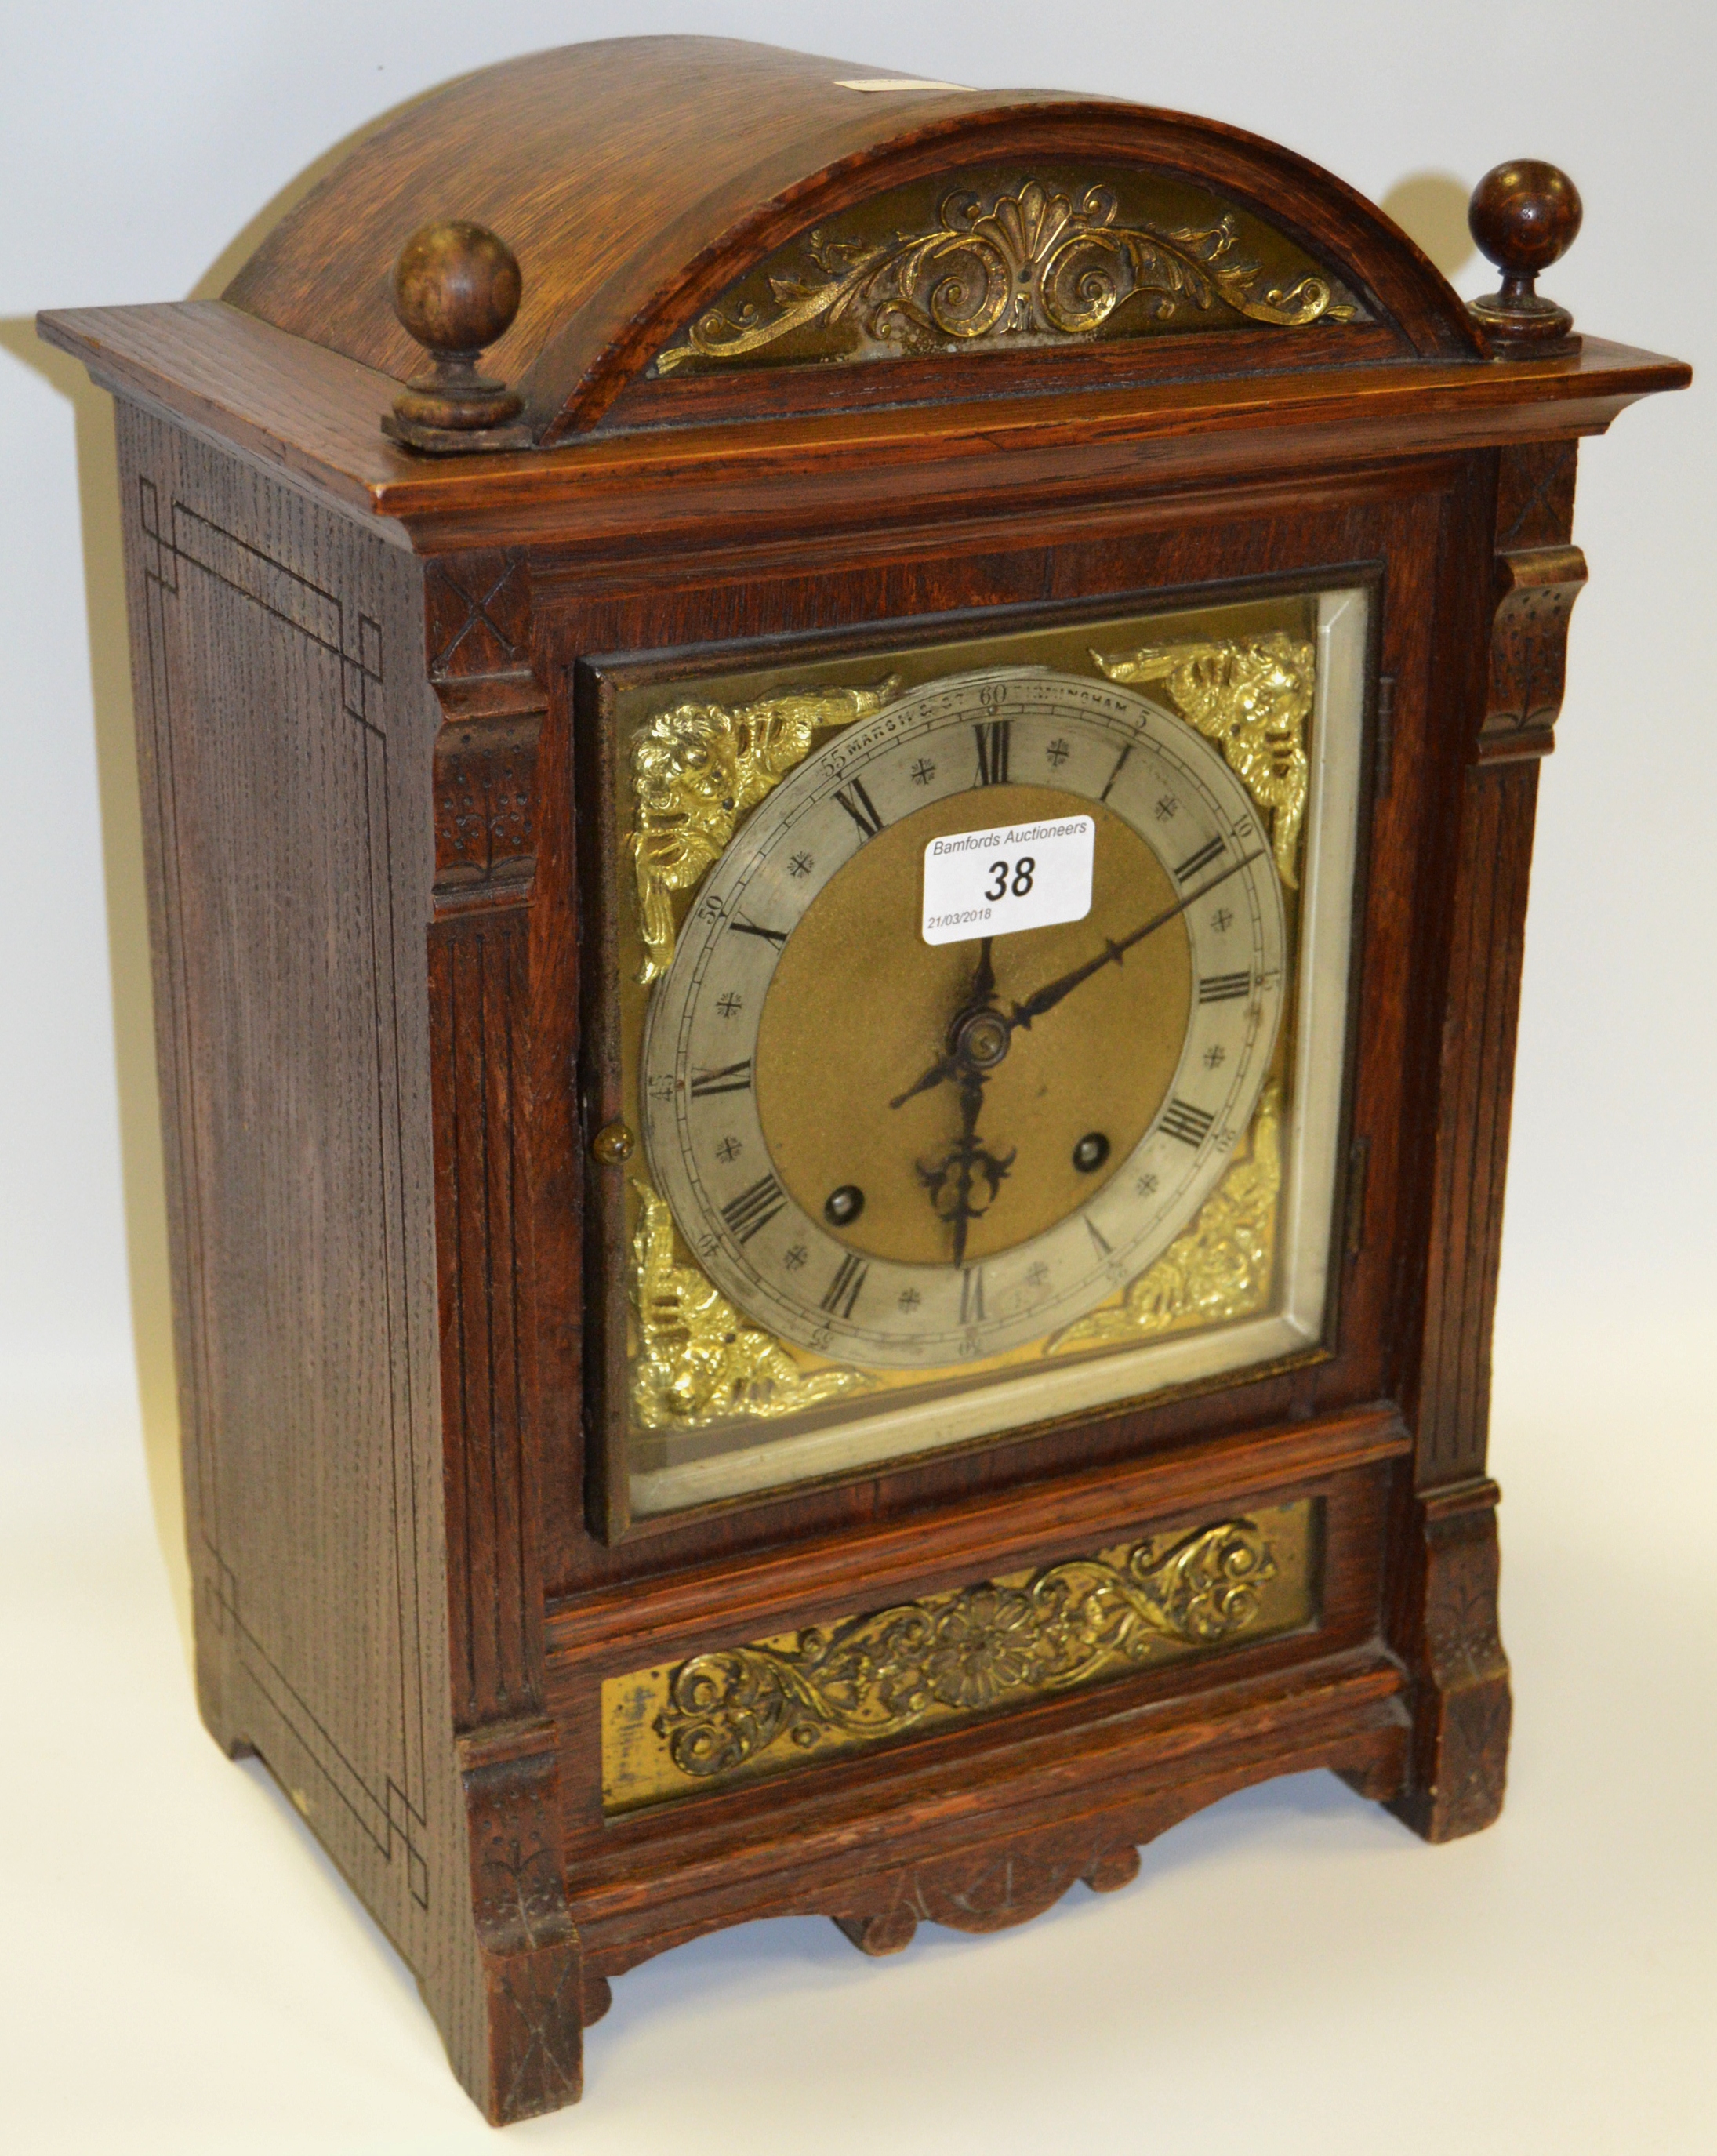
[2,3,1712,2149]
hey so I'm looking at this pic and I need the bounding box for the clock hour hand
[915,1065,1015,1265]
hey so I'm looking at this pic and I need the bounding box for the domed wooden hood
[221,35,1484,441]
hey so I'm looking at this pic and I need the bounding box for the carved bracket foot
[1388,1480,1512,1843]
[456,1719,587,2123]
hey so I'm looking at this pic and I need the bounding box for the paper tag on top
[921,815,1094,945]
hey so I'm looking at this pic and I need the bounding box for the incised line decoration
[629,1179,875,1429]
[655,180,1359,374]
[628,678,899,983]
[602,1501,1317,1807]
[1094,632,1314,886]
[1047,1076,1282,1354]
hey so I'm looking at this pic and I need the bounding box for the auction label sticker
[921,815,1094,945]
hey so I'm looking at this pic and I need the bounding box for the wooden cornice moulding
[36,302,1690,554]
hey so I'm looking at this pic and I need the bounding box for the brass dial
[641,666,1287,1368]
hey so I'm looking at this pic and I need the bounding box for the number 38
[983,856,1036,902]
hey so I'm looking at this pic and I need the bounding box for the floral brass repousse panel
[1094,632,1314,885]
[602,1498,1319,1809]
[630,677,899,983]
[652,171,1367,376]
[629,1178,876,1428]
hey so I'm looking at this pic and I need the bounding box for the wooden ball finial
[382,220,533,454]
[1467,162,1583,357]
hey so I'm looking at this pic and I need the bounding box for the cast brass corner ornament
[629,1180,876,1428]
[654,179,1363,376]
[1047,1076,1282,1354]
[628,679,900,983]
[601,1501,1318,1808]
[1094,633,1314,886]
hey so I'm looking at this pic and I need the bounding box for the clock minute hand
[889,849,1263,1110]
[1007,848,1267,1033]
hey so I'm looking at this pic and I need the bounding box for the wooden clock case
[39,37,1688,2125]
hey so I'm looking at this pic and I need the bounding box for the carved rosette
[1047,1076,1281,1354]
[629,1180,874,1428]
[655,179,1363,374]
[1094,632,1314,885]
[652,1518,1279,1780]
[628,677,900,982]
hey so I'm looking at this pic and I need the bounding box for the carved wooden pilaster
[1393,441,1580,1839]
[1481,441,1586,762]
[426,554,586,2121]
[428,549,543,911]
[427,552,548,1727]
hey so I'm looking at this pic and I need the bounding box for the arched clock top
[219,34,1485,446]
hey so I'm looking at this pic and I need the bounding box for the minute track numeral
[689,1059,753,1097]
[1174,834,1226,884]
[833,777,886,840]
[818,1252,869,1319]
[721,1173,786,1243]
[1160,1098,1216,1147]
[1198,971,1252,1004]
[973,720,1012,786]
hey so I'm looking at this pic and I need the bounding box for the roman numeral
[689,1059,752,1097]
[973,720,1012,786]
[1099,742,1131,802]
[1160,1098,1215,1147]
[720,1174,786,1243]
[1084,1216,1113,1258]
[1198,971,1252,1004]
[819,1252,868,1319]
[960,1267,986,1323]
[729,916,788,948]
[1174,834,1226,884]
[833,778,886,840]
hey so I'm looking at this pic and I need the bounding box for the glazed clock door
[589,583,1370,1518]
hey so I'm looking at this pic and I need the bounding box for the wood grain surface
[213,34,1486,436]
[60,40,1690,2122]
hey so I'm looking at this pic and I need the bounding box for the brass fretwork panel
[602,1498,1320,1809]
[652,166,1367,376]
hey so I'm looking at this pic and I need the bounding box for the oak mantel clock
[41,37,1688,2125]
